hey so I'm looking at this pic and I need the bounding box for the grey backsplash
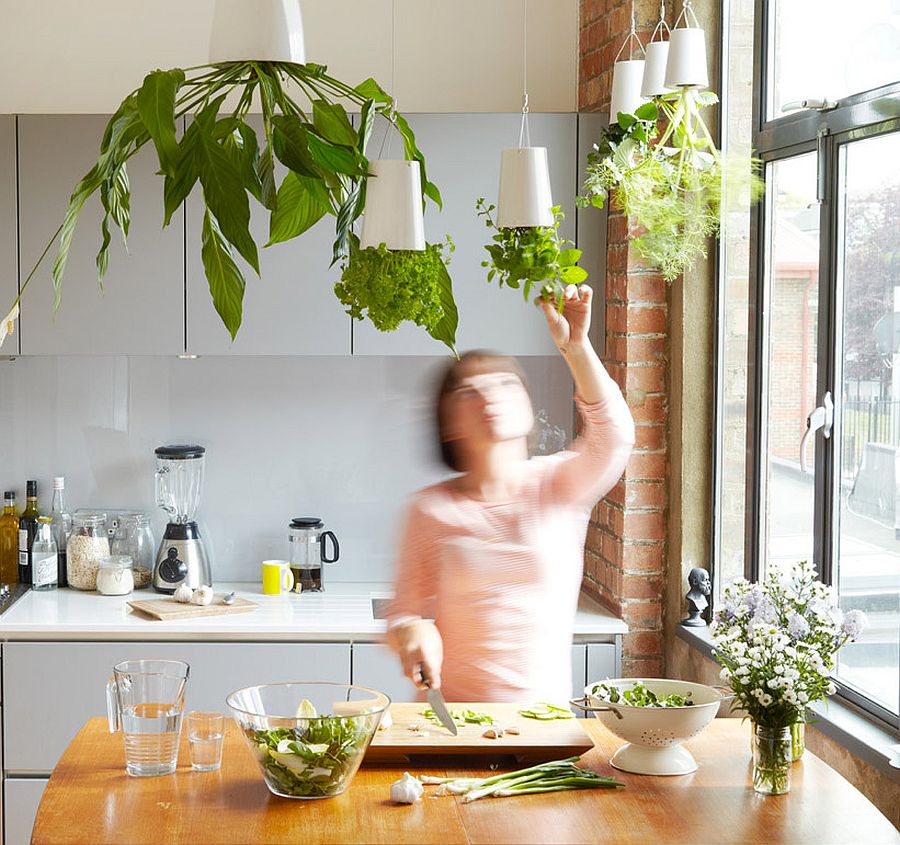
[0,355,574,583]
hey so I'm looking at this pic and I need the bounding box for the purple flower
[754,595,778,624]
[787,612,809,640]
[842,609,867,640]
[744,585,764,612]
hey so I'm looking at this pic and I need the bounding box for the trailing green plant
[334,234,458,356]
[476,199,587,306]
[579,92,764,281]
[5,61,447,343]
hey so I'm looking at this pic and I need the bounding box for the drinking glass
[187,711,224,772]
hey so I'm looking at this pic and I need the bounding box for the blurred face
[442,366,534,456]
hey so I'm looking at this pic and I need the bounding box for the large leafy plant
[334,235,458,355]
[10,61,448,342]
[475,198,587,305]
[580,92,764,281]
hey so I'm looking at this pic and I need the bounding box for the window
[713,0,900,726]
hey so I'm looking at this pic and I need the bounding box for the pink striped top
[387,390,635,703]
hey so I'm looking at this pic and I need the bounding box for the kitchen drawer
[2,641,350,774]
[3,777,47,845]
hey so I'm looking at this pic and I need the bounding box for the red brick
[633,423,665,451]
[605,479,626,508]
[624,480,666,510]
[608,212,628,243]
[624,630,664,657]
[622,573,664,600]
[626,364,665,393]
[621,599,664,629]
[624,335,667,363]
[627,393,668,424]
[625,304,668,333]
[585,523,604,553]
[624,273,667,304]
[624,450,667,481]
[621,541,665,572]
[601,531,621,565]
[621,656,665,678]
[623,510,666,541]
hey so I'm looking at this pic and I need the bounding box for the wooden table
[32,718,898,845]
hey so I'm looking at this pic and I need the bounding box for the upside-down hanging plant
[5,59,457,352]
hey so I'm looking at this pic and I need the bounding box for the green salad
[591,681,694,708]
[244,704,375,797]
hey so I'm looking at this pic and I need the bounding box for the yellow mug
[262,560,295,595]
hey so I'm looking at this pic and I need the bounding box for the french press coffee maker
[288,518,339,592]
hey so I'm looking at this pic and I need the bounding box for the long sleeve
[385,496,438,630]
[541,387,635,510]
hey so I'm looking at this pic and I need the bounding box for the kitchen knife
[417,664,458,736]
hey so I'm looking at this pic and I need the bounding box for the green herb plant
[476,198,587,306]
[8,61,449,345]
[334,234,458,355]
[579,93,764,281]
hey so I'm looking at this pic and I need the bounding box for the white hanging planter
[664,2,708,88]
[360,160,426,252]
[610,59,648,120]
[209,0,305,64]
[496,146,554,229]
[641,14,673,98]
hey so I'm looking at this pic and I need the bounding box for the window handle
[781,98,838,113]
[799,391,834,474]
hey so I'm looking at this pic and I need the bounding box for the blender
[152,445,212,592]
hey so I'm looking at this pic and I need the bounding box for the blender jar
[155,446,205,523]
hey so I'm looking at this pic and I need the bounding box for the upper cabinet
[352,113,576,357]
[184,118,352,356]
[0,117,17,354]
[17,115,185,355]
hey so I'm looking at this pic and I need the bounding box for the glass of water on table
[186,712,224,771]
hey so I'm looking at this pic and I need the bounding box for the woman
[386,285,635,703]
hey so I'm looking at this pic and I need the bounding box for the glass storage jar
[67,512,109,590]
[96,555,134,596]
[111,512,154,590]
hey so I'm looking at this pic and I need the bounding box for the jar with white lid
[96,555,134,596]
[68,512,109,590]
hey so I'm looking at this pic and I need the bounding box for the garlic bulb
[173,584,194,604]
[192,585,214,606]
[378,707,393,731]
[390,772,423,804]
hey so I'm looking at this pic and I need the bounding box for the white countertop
[0,582,627,642]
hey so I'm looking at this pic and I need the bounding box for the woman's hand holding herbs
[541,284,592,353]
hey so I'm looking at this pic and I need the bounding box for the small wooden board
[127,595,258,620]
[366,702,593,764]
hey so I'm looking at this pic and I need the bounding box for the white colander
[571,678,731,775]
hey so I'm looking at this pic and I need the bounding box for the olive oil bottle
[0,491,19,585]
[18,480,40,585]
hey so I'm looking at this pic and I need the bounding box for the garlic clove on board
[390,772,424,804]
[173,584,194,604]
[191,585,214,606]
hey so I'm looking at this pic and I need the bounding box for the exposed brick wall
[579,0,669,677]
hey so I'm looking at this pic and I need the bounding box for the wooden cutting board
[366,702,593,764]
[127,595,258,620]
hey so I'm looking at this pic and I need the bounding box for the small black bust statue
[681,567,711,627]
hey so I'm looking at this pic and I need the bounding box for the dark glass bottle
[18,480,40,585]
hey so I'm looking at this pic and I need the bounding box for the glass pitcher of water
[106,659,190,777]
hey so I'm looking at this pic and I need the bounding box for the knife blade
[417,663,458,736]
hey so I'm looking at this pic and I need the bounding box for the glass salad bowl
[226,682,390,799]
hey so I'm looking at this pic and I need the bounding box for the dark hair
[435,350,531,471]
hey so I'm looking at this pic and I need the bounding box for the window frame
[713,0,900,729]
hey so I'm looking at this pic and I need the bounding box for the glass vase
[791,721,805,761]
[753,725,792,795]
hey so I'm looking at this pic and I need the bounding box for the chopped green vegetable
[420,757,623,802]
[421,707,495,726]
[591,681,695,708]
[243,712,376,797]
[518,703,576,720]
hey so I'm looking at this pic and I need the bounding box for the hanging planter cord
[650,1,670,43]
[518,1,532,148]
[614,1,646,62]
[672,0,701,30]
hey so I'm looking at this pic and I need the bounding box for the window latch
[799,391,833,474]
[781,98,838,113]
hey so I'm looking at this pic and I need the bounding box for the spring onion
[421,707,495,726]
[518,703,576,720]
[591,681,694,707]
[420,757,623,802]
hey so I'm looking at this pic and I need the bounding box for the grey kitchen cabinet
[586,642,617,685]
[17,116,185,355]
[352,113,576,356]
[2,641,349,774]
[3,777,46,845]
[352,642,589,708]
[184,117,351,356]
[0,117,16,356]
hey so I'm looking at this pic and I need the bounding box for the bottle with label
[49,477,72,589]
[31,517,58,591]
[0,491,19,585]
[18,480,40,585]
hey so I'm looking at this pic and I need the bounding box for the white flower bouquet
[711,560,867,793]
